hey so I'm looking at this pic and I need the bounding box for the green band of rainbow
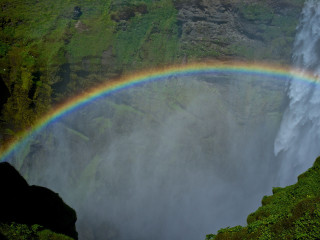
[1,62,319,162]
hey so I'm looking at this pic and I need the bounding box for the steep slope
[0,0,305,148]
[0,0,179,146]
[175,0,304,61]
[0,162,78,240]
[206,156,320,239]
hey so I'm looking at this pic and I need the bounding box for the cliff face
[175,0,304,61]
[0,162,78,240]
[1,2,317,239]
[0,0,305,145]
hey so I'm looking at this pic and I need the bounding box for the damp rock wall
[0,0,305,145]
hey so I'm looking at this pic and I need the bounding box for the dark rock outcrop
[72,6,82,20]
[0,233,7,240]
[0,162,78,239]
[0,76,10,112]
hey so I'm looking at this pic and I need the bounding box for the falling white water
[275,0,320,186]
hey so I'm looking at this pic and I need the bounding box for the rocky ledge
[0,162,78,240]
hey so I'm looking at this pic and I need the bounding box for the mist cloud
[11,74,287,240]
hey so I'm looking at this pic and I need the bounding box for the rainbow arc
[1,62,319,161]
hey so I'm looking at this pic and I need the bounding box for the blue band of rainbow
[1,62,318,162]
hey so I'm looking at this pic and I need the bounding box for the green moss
[181,42,221,60]
[0,0,305,146]
[0,223,73,240]
[64,127,90,141]
[67,1,114,62]
[92,116,112,133]
[0,0,182,142]
[239,3,274,23]
[114,0,179,70]
[208,157,320,240]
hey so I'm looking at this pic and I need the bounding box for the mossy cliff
[0,0,305,147]
[206,157,320,240]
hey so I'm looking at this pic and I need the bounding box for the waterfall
[274,0,320,186]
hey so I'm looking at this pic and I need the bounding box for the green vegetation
[0,0,180,145]
[206,157,320,240]
[232,1,304,62]
[0,0,306,146]
[0,223,74,240]
[239,3,274,23]
[2,1,316,239]
[113,0,179,70]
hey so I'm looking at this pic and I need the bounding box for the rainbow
[1,62,319,162]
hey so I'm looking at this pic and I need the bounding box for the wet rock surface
[174,0,304,61]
